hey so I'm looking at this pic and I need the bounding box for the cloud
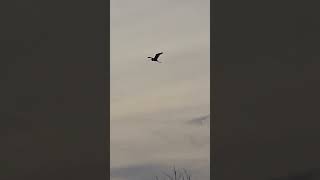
[111,113,210,180]
[111,162,209,180]
[111,78,209,120]
[111,164,167,180]
[186,114,210,125]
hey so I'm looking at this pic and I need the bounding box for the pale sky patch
[111,0,210,179]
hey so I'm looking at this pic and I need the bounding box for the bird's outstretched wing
[154,52,163,59]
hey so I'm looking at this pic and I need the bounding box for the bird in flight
[147,52,163,63]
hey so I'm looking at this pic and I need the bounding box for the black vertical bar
[212,1,320,180]
[0,0,109,179]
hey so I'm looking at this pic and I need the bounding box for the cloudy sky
[110,0,210,179]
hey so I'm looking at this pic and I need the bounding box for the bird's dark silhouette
[147,52,163,63]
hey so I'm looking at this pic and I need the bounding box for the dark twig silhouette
[154,166,192,180]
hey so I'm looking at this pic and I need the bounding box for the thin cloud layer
[111,163,209,180]
[187,114,210,125]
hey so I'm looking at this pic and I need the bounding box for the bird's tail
[147,57,152,58]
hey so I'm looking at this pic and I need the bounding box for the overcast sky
[111,0,210,179]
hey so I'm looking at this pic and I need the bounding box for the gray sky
[111,0,210,179]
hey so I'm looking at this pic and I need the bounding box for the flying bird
[147,52,163,63]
